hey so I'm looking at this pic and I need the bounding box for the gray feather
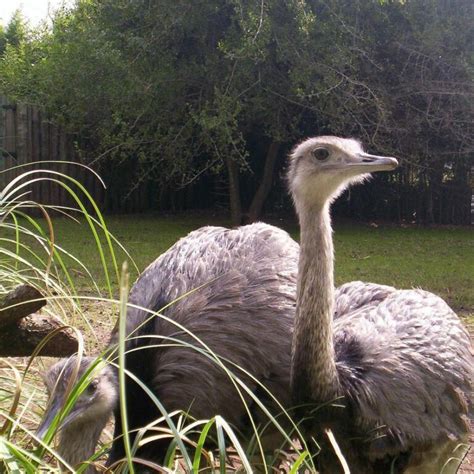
[120,223,297,421]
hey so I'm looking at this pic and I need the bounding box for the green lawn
[15,214,474,314]
[332,224,473,313]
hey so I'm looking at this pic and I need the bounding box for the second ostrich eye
[312,147,330,161]
[86,380,98,396]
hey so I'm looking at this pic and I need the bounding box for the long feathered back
[334,289,473,452]
[107,223,299,463]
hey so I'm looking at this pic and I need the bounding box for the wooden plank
[4,106,16,186]
[40,119,51,205]
[85,157,95,211]
[31,108,41,204]
[13,103,28,203]
[0,96,7,188]
[58,130,67,208]
[50,125,59,207]
[70,137,81,208]
[64,135,72,209]
[92,159,105,211]
[4,106,16,156]
[0,96,6,157]
[16,103,28,166]
[26,105,36,201]
[26,105,33,164]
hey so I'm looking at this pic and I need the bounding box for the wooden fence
[2,96,472,222]
[0,96,105,210]
[0,96,208,213]
[0,96,220,214]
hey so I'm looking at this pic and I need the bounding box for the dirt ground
[460,419,474,473]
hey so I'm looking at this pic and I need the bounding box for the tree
[1,0,472,223]
[5,10,27,48]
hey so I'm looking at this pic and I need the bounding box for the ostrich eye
[86,380,98,395]
[312,147,330,161]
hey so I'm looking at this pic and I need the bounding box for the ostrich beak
[36,398,62,439]
[350,152,399,173]
[37,397,80,439]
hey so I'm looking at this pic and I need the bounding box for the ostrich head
[288,136,398,211]
[37,356,117,470]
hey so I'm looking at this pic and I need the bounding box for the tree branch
[0,284,46,329]
[0,313,78,357]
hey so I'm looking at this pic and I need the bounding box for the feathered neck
[58,415,108,473]
[291,201,339,402]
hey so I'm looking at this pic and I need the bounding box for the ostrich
[37,222,299,471]
[288,136,473,473]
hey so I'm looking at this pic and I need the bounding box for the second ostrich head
[37,356,117,472]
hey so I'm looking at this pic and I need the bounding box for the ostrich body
[38,222,298,471]
[289,136,473,473]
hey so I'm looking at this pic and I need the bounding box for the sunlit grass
[333,223,474,311]
[15,215,473,311]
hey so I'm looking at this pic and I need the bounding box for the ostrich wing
[334,281,396,319]
[334,288,473,460]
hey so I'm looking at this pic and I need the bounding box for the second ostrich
[288,136,473,473]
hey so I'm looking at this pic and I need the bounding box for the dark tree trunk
[247,142,281,223]
[225,156,242,226]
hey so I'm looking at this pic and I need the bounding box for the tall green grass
[0,166,123,471]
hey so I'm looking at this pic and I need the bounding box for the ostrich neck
[58,416,107,473]
[291,202,339,402]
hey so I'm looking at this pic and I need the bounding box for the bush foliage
[1,0,473,224]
